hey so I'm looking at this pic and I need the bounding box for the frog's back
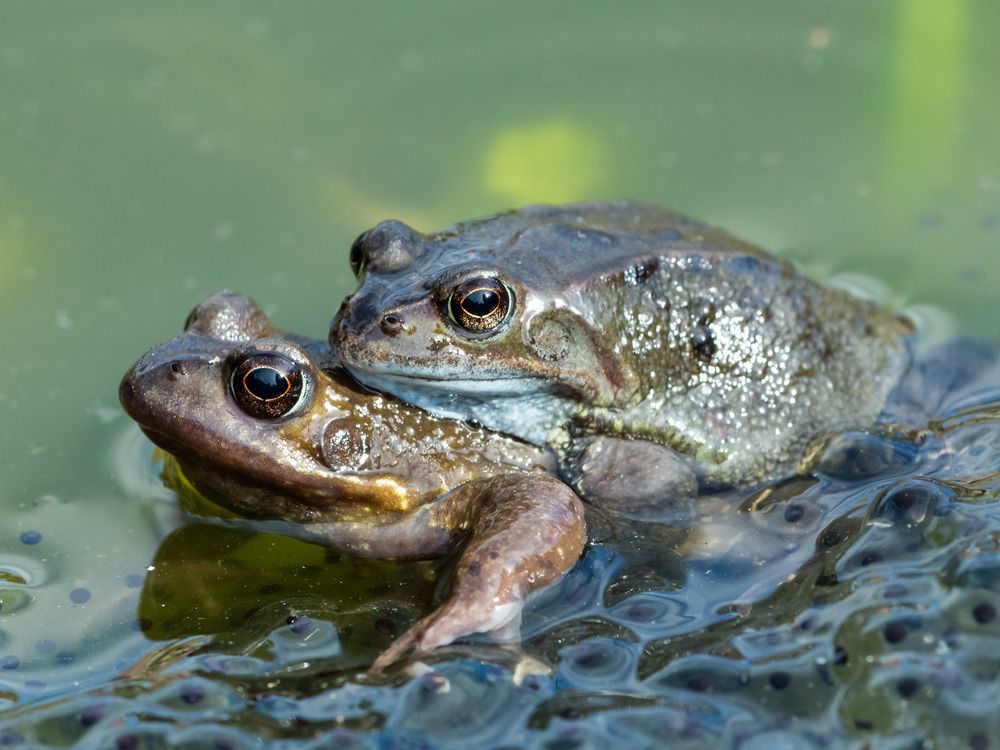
[434,200,774,291]
[457,202,912,484]
[629,266,905,481]
[526,204,914,485]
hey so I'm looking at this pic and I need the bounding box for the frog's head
[119,292,453,522]
[330,204,677,415]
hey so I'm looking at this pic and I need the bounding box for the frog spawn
[522,422,1000,747]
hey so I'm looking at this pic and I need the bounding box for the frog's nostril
[380,314,406,337]
[169,361,186,377]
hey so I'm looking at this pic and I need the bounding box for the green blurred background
[0,0,997,702]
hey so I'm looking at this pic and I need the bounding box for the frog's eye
[447,277,512,334]
[349,232,369,278]
[230,353,304,419]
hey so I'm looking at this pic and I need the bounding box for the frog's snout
[331,295,353,335]
[118,359,162,425]
[118,368,139,415]
[331,293,383,346]
[119,340,208,426]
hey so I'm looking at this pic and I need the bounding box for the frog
[330,201,914,510]
[119,291,585,670]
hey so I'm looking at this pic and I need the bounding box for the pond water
[2,2,999,747]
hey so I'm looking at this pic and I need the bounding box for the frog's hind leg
[370,474,585,672]
[561,435,698,519]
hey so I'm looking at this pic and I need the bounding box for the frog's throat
[347,367,577,448]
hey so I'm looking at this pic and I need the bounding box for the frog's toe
[418,599,521,652]
[370,622,425,673]
[370,599,522,672]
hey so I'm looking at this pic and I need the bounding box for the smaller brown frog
[119,292,585,670]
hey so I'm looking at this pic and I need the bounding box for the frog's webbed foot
[371,474,585,673]
[370,595,522,673]
[562,436,698,517]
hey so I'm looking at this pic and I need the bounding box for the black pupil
[463,288,499,317]
[245,367,289,400]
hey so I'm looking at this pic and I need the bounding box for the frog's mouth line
[132,423,376,510]
[346,365,544,398]
[133,424,220,468]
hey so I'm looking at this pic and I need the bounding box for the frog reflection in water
[332,201,914,509]
[119,292,585,670]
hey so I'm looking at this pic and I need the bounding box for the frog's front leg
[371,474,585,671]
[561,435,698,516]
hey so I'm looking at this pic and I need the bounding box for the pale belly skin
[120,292,585,670]
[331,201,913,510]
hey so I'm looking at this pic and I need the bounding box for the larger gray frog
[331,201,913,510]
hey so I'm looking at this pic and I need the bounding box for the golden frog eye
[349,232,369,278]
[230,353,304,419]
[447,277,512,333]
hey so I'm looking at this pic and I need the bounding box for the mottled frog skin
[331,201,913,508]
[120,292,585,669]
